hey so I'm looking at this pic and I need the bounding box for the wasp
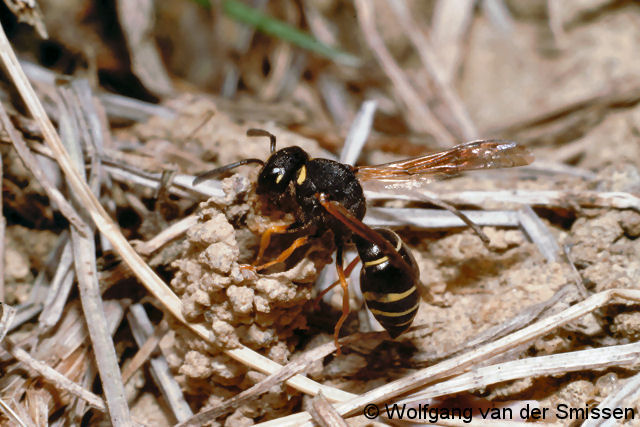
[194,129,533,351]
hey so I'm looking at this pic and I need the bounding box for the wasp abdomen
[355,228,420,338]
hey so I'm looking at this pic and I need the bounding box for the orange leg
[254,224,290,266]
[254,236,309,271]
[333,246,350,355]
[314,256,360,308]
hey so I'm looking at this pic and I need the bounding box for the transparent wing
[355,140,534,183]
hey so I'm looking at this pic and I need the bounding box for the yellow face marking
[296,165,307,185]
[363,256,389,267]
[275,173,284,184]
[368,301,420,318]
[364,286,416,304]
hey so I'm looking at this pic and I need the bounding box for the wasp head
[256,146,309,197]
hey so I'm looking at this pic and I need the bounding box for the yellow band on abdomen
[364,286,416,303]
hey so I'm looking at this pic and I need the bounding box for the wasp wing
[355,140,534,183]
[316,194,411,272]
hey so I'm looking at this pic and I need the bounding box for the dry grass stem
[438,285,577,363]
[98,92,175,122]
[2,3,639,425]
[562,245,590,300]
[340,100,377,165]
[354,0,454,143]
[582,372,640,427]
[134,214,199,256]
[128,304,193,422]
[6,303,41,334]
[38,266,74,331]
[0,152,4,303]
[0,397,27,427]
[180,333,373,426]
[71,228,132,425]
[481,0,515,34]
[121,322,163,385]
[367,188,640,211]
[0,103,86,233]
[494,78,640,135]
[366,207,519,229]
[115,0,173,96]
[259,289,640,426]
[516,205,561,262]
[0,303,16,343]
[546,0,566,48]
[399,341,640,405]
[59,86,132,425]
[431,0,475,79]
[317,73,351,128]
[387,0,478,140]
[3,338,107,412]
[309,392,348,427]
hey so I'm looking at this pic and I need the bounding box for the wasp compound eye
[256,146,308,195]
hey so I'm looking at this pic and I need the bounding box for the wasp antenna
[193,158,264,185]
[247,128,277,153]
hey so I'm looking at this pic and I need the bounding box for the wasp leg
[314,256,360,308]
[333,245,350,355]
[254,221,314,265]
[255,224,289,266]
[253,236,309,271]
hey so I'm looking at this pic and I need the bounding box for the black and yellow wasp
[194,129,533,351]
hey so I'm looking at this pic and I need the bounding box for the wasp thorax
[256,146,308,195]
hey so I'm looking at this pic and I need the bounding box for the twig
[3,338,107,412]
[27,231,69,306]
[103,162,224,199]
[127,304,193,422]
[354,0,454,143]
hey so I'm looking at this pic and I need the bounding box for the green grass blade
[222,0,360,67]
